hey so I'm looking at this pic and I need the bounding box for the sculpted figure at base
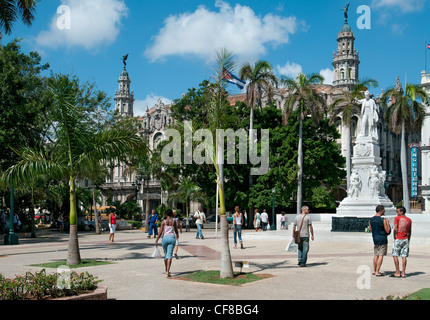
[369,165,380,198]
[349,168,361,199]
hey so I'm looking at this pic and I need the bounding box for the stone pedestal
[336,135,396,225]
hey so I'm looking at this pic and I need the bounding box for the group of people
[0,209,24,233]
[369,205,412,278]
[252,208,271,231]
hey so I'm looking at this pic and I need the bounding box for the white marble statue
[378,167,386,196]
[348,168,361,199]
[357,91,378,139]
[369,165,380,198]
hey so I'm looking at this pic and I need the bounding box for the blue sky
[3,0,430,116]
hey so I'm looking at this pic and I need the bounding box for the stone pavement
[1,219,429,301]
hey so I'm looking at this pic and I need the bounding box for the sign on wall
[409,143,420,198]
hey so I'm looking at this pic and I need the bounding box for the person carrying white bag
[154,209,179,277]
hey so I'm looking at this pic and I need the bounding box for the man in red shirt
[391,206,412,278]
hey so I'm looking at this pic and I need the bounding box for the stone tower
[114,61,134,117]
[332,9,360,89]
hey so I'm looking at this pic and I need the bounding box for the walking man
[147,209,158,238]
[391,206,412,278]
[293,206,314,267]
[194,206,206,239]
[369,205,391,276]
[261,209,269,231]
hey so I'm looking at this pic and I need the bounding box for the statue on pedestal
[357,91,378,139]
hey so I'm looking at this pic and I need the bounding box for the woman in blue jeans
[232,206,244,249]
[155,209,179,277]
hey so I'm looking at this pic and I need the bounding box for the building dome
[340,23,352,33]
[120,68,129,77]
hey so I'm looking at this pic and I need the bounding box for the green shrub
[0,270,102,300]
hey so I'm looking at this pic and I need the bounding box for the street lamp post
[4,183,19,245]
[271,188,276,230]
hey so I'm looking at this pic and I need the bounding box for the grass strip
[177,270,272,286]
[30,260,113,269]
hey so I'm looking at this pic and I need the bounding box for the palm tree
[0,0,39,35]
[281,73,326,214]
[330,79,378,190]
[381,81,428,213]
[239,60,278,225]
[239,60,278,130]
[80,160,109,234]
[212,48,236,278]
[3,74,147,265]
[167,177,208,231]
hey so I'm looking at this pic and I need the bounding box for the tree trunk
[296,112,304,215]
[145,180,150,233]
[218,157,233,278]
[186,200,190,232]
[219,214,233,278]
[30,188,36,238]
[67,177,81,265]
[93,185,101,234]
[400,122,410,213]
[248,106,254,228]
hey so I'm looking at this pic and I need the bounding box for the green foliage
[0,269,101,300]
[0,0,40,35]
[0,39,49,173]
[110,200,142,220]
[249,107,345,211]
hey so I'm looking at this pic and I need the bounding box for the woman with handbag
[293,206,314,267]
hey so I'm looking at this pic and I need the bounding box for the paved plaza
[1,218,430,301]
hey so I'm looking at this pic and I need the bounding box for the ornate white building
[100,65,176,213]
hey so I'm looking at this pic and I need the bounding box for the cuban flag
[222,68,246,90]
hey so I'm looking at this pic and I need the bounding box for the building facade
[420,71,430,213]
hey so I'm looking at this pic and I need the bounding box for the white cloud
[35,0,128,50]
[319,68,333,85]
[371,0,426,13]
[134,94,172,117]
[276,61,303,78]
[144,1,303,63]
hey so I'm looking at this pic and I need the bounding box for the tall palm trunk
[145,180,150,232]
[30,187,36,238]
[400,122,410,213]
[67,176,81,265]
[185,199,190,232]
[296,102,304,215]
[218,161,233,278]
[93,185,101,234]
[248,106,254,228]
